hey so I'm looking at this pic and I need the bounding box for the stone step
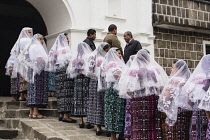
[0,127,19,139]
[0,119,28,140]
[20,117,109,140]
[1,100,57,110]
[0,117,109,140]
[1,109,59,119]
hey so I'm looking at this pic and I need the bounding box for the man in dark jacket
[83,29,96,51]
[123,31,142,63]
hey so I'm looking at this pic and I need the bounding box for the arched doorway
[27,0,74,48]
[0,0,47,96]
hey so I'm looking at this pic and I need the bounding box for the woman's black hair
[103,44,111,51]
[173,59,178,64]
[116,48,121,52]
[64,33,68,36]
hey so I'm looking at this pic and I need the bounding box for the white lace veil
[85,42,108,77]
[179,54,210,110]
[158,60,191,126]
[28,34,48,82]
[66,42,93,78]
[104,47,126,88]
[114,54,136,96]
[117,49,168,98]
[126,55,136,67]
[48,33,72,72]
[5,27,33,77]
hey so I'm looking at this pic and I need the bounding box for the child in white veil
[158,60,192,139]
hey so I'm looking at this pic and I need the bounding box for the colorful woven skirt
[161,108,192,140]
[189,109,208,140]
[27,69,48,108]
[130,95,162,140]
[86,78,105,126]
[104,85,125,133]
[56,67,74,113]
[124,99,132,138]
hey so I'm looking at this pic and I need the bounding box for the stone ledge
[153,22,210,34]
[192,0,210,4]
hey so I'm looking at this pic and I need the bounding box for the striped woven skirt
[10,78,19,95]
[72,74,90,116]
[56,66,74,113]
[86,78,105,126]
[26,69,48,108]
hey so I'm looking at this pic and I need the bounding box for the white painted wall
[27,0,155,57]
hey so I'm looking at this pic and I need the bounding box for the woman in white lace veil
[66,42,94,128]
[48,33,77,123]
[103,48,126,140]
[85,42,111,135]
[5,27,33,101]
[23,34,49,119]
[121,54,136,140]
[48,33,72,72]
[117,49,168,140]
[158,59,193,139]
[158,60,191,126]
[179,55,210,139]
[16,34,48,83]
[118,49,168,99]
[66,42,92,78]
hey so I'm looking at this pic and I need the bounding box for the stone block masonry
[154,27,210,75]
[153,0,210,29]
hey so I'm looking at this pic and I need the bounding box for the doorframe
[203,41,210,55]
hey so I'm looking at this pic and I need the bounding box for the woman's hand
[114,71,122,79]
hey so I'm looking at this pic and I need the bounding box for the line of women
[5,27,210,140]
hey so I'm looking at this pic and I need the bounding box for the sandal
[19,98,26,101]
[32,114,46,119]
[29,114,33,118]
